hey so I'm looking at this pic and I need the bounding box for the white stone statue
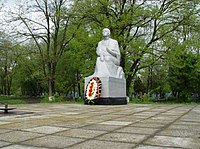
[92,28,125,79]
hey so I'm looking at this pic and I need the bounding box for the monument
[84,28,127,105]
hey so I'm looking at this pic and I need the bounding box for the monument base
[84,76,127,105]
[84,97,127,105]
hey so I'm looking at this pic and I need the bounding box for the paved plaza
[0,103,199,149]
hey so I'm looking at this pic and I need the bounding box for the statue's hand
[106,48,116,57]
[100,55,104,61]
[106,48,110,52]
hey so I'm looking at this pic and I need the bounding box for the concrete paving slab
[180,117,200,123]
[72,118,105,124]
[150,116,178,121]
[174,121,200,125]
[0,128,12,134]
[99,121,132,126]
[1,145,48,149]
[112,117,142,122]
[115,126,159,135]
[81,123,122,131]
[130,122,165,128]
[135,145,182,149]
[50,121,90,128]
[0,122,39,130]
[0,141,11,148]
[0,122,11,125]
[62,112,79,115]
[0,103,199,148]
[96,132,147,143]
[133,112,158,117]
[0,131,45,143]
[68,140,136,149]
[167,124,200,131]
[22,135,85,148]
[23,126,69,134]
[158,128,200,138]
[142,118,174,124]
[145,135,200,149]
[55,128,107,139]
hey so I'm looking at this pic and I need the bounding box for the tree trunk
[73,82,76,99]
[48,79,54,96]
[76,71,81,98]
[126,59,140,96]
[48,61,56,101]
[7,76,12,95]
[147,66,153,94]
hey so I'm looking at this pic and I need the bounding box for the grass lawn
[0,96,27,104]
[0,95,84,104]
[0,99,26,104]
[1,95,199,105]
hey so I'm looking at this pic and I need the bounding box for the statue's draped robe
[92,38,124,79]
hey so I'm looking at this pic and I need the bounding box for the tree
[0,32,17,95]
[133,76,146,98]
[1,0,200,100]
[7,0,82,99]
[162,0,200,100]
[11,42,46,96]
[55,26,99,97]
[168,52,199,100]
[75,0,197,95]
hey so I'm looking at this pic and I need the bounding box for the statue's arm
[107,48,118,57]
[96,43,100,56]
[106,41,120,58]
[96,42,105,61]
[106,40,121,65]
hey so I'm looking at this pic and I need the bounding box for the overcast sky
[1,0,39,34]
[3,0,17,8]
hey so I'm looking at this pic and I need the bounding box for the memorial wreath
[85,77,101,104]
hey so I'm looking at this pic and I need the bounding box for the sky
[2,0,19,9]
[0,0,72,41]
[0,0,41,36]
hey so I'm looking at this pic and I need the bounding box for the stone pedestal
[84,76,127,105]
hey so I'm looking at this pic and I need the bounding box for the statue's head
[102,28,110,38]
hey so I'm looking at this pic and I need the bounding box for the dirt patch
[12,97,42,104]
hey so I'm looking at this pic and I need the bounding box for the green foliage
[133,76,146,96]
[0,96,13,100]
[141,93,154,103]
[40,95,84,104]
[0,96,26,104]
[0,0,200,103]
[129,96,196,104]
[129,94,154,104]
[168,52,200,100]
[0,32,17,95]
[40,95,65,103]
[0,99,26,104]
[11,44,46,96]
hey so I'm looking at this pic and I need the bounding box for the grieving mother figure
[92,28,124,79]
